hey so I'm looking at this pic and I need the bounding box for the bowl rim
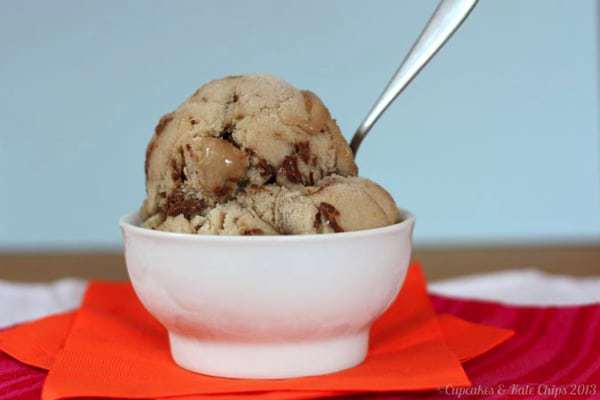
[120,209,415,243]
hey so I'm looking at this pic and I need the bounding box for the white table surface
[1,269,600,329]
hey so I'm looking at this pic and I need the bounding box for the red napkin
[0,264,513,400]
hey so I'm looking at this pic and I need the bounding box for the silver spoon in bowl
[350,0,479,156]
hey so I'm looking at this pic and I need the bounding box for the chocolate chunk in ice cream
[317,202,343,233]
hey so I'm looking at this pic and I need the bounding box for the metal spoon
[350,0,479,156]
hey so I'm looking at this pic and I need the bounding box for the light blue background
[1,0,599,250]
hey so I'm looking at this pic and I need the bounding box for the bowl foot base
[168,330,369,379]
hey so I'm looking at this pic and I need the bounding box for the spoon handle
[350,0,478,156]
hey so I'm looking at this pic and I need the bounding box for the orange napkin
[0,264,513,400]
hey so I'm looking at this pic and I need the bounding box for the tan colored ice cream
[141,75,400,235]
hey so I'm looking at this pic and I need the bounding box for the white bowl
[119,210,415,379]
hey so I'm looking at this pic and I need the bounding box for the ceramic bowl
[120,210,415,379]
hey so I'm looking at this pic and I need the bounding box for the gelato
[141,75,400,235]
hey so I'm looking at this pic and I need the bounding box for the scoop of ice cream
[142,75,357,220]
[141,74,400,235]
[145,175,399,235]
[239,175,400,234]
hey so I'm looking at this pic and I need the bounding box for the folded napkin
[431,295,600,395]
[0,264,513,400]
